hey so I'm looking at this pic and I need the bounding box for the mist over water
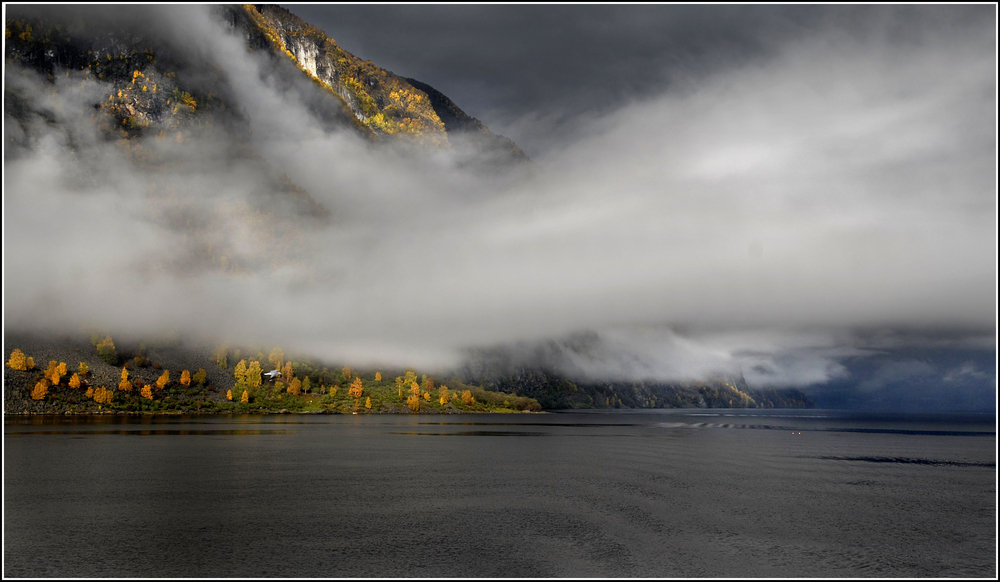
[2,6,996,403]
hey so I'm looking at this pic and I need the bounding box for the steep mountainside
[4,4,530,166]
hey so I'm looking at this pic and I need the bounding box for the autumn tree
[96,336,118,365]
[192,368,207,386]
[246,361,262,388]
[180,370,191,386]
[240,390,249,403]
[395,376,404,398]
[349,377,364,399]
[69,373,81,389]
[461,390,474,406]
[226,389,233,401]
[234,359,247,384]
[214,344,228,369]
[93,386,114,405]
[31,379,49,400]
[268,347,284,370]
[282,361,294,383]
[423,391,430,402]
[422,376,435,392]
[407,393,420,412]
[156,370,170,390]
[375,372,382,382]
[365,396,372,410]
[7,349,27,371]
[288,378,302,396]
[25,357,34,370]
[78,362,89,376]
[141,385,153,400]
[301,376,311,393]
[439,386,449,405]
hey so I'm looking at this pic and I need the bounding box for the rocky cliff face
[5,4,529,167]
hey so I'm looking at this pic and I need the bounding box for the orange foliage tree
[69,373,81,389]
[180,370,191,386]
[287,378,301,396]
[226,389,233,401]
[141,385,153,400]
[365,396,372,410]
[92,386,114,405]
[375,372,382,382]
[156,370,170,390]
[240,390,249,403]
[31,379,49,400]
[349,377,364,399]
[439,386,449,405]
[461,390,474,406]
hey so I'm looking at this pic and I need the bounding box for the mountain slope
[4,4,530,166]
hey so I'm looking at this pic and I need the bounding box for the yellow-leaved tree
[246,361,262,388]
[69,373,81,389]
[240,390,249,403]
[407,393,420,412]
[375,372,382,382]
[226,389,233,401]
[7,349,27,371]
[180,370,191,386]
[25,357,34,370]
[439,386,449,405]
[365,396,372,409]
[268,347,284,370]
[234,359,247,383]
[156,370,170,390]
[461,390,474,406]
[287,378,301,396]
[141,385,153,400]
[93,386,114,405]
[78,362,89,376]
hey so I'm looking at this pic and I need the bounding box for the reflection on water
[4,410,995,577]
[5,429,292,436]
[815,455,995,467]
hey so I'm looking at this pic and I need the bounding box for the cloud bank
[3,6,995,399]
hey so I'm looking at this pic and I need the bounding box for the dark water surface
[4,410,996,577]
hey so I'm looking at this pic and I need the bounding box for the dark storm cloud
[283,3,991,158]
